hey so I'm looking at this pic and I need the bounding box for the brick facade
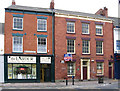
[5,12,53,55]
[55,16,114,81]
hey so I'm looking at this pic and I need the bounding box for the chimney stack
[50,0,54,9]
[12,0,16,5]
[95,7,108,18]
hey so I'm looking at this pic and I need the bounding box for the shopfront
[4,54,54,83]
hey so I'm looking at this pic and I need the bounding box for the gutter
[51,9,55,82]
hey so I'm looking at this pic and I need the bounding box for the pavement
[0,79,119,90]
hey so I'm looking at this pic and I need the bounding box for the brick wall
[4,12,53,55]
[55,16,114,80]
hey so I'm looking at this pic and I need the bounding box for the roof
[109,17,120,27]
[6,5,53,13]
[0,23,4,34]
[6,5,112,20]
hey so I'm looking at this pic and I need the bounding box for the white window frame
[37,37,47,53]
[96,25,103,35]
[67,62,75,76]
[82,23,89,34]
[37,19,47,32]
[97,62,104,75]
[13,17,23,30]
[67,39,75,54]
[82,40,90,54]
[96,41,103,54]
[67,22,75,33]
[12,36,23,53]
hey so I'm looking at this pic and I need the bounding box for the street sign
[64,54,72,61]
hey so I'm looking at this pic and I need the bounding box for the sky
[0,0,118,23]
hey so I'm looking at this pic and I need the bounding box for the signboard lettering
[8,56,36,63]
[40,57,51,64]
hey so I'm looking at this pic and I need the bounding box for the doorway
[81,59,90,80]
[83,67,87,80]
[109,62,113,79]
[40,64,51,82]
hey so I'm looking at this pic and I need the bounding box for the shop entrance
[40,64,51,82]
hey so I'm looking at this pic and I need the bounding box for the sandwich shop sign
[8,56,36,63]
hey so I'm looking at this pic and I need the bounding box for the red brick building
[54,7,114,81]
[4,0,114,83]
[4,0,55,83]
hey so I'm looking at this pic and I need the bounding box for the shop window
[97,62,104,75]
[37,37,47,53]
[37,19,47,31]
[67,62,75,76]
[67,39,75,54]
[67,22,75,33]
[82,40,90,54]
[8,64,36,79]
[13,17,23,30]
[82,23,89,34]
[13,36,23,53]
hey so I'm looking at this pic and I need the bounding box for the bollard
[66,78,68,85]
[72,76,74,85]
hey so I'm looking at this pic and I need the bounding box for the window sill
[37,53,47,54]
[81,33,90,35]
[96,34,103,37]
[82,53,90,55]
[66,32,76,34]
[96,54,104,56]
[67,53,76,55]
[96,74,104,77]
[67,75,75,77]
[13,29,23,31]
[37,31,47,32]
[12,52,23,54]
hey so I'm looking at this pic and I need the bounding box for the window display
[8,64,36,79]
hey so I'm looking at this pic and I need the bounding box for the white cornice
[55,13,113,23]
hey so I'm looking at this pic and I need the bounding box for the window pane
[67,63,75,76]
[82,23,89,34]
[82,40,89,53]
[96,41,103,54]
[37,19,47,31]
[96,25,103,35]
[97,62,103,75]
[13,37,23,52]
[38,37,47,53]
[67,22,75,33]
[13,17,23,29]
[67,40,75,53]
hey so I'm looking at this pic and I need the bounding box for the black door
[44,68,51,82]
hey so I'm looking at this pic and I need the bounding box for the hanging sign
[64,54,72,61]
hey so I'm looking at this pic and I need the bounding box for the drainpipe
[51,9,55,82]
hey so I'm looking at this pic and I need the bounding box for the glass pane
[8,64,12,79]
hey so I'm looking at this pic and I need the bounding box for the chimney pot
[12,0,16,5]
[50,0,54,9]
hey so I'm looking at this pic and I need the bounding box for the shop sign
[40,57,51,64]
[8,56,36,63]
[64,54,72,61]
